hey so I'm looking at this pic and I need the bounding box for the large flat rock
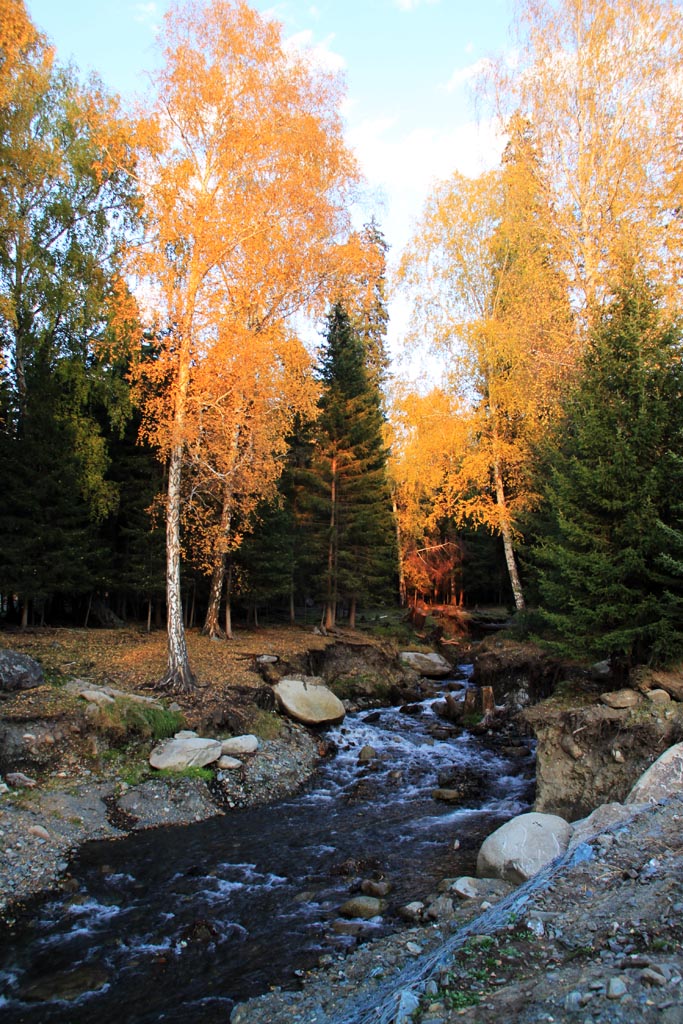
[273,677,345,726]
[149,736,222,770]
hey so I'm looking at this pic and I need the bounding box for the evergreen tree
[535,274,683,672]
[312,303,397,628]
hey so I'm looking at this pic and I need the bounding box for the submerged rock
[339,895,385,919]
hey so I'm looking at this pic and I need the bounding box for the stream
[0,666,535,1023]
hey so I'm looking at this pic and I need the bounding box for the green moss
[155,765,214,782]
[95,698,185,745]
[245,708,282,740]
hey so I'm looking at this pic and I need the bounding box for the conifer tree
[536,274,683,673]
[312,303,397,628]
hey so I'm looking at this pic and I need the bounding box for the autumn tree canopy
[132,0,360,690]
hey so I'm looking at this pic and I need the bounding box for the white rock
[221,734,259,755]
[149,736,222,770]
[273,677,345,726]
[626,741,683,804]
[399,651,452,678]
[174,730,198,739]
[476,811,572,884]
[79,689,115,706]
[218,756,243,770]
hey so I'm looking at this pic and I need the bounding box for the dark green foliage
[535,275,683,669]
[311,303,398,623]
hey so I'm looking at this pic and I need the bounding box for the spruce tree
[535,274,683,672]
[312,303,397,628]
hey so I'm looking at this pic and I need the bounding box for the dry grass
[0,624,336,729]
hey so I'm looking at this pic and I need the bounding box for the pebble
[607,976,628,999]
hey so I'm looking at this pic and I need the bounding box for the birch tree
[398,125,572,609]
[493,0,683,315]
[134,0,358,691]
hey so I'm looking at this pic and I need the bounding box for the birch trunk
[493,456,526,611]
[159,441,196,691]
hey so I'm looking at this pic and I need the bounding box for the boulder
[221,735,259,755]
[358,745,377,763]
[626,741,683,804]
[476,811,572,885]
[399,651,452,678]
[600,688,641,709]
[149,736,222,771]
[339,895,385,919]
[568,802,645,850]
[273,677,345,726]
[0,650,44,692]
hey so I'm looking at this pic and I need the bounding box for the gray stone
[607,976,628,999]
[627,741,683,804]
[600,688,641,709]
[6,772,37,789]
[79,689,115,707]
[217,755,242,770]
[0,650,44,691]
[149,736,222,770]
[358,745,377,763]
[476,811,572,884]
[221,735,259,755]
[394,989,421,1024]
[398,901,424,922]
[399,651,452,678]
[449,875,513,901]
[645,689,672,704]
[568,802,643,850]
[273,677,345,726]
[339,895,385,919]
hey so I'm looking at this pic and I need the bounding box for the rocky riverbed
[0,723,319,922]
[232,793,683,1024]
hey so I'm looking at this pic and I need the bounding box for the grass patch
[95,698,184,745]
[154,765,214,782]
[246,708,282,740]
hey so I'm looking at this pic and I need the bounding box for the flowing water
[0,667,534,1023]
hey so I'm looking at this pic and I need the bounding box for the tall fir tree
[312,303,397,628]
[535,274,683,673]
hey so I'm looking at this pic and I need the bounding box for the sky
[25,0,515,364]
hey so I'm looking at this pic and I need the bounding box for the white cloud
[446,57,493,92]
[131,2,158,27]
[283,29,346,72]
[347,115,505,366]
[393,0,440,9]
